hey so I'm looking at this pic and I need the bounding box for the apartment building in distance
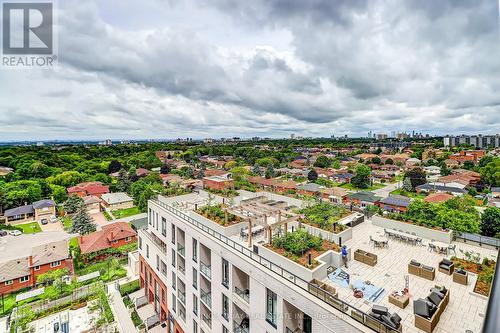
[443,134,500,148]
[136,190,496,333]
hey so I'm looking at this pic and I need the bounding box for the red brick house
[202,175,233,191]
[247,176,274,190]
[79,222,137,255]
[67,181,109,198]
[273,180,297,193]
[0,240,72,295]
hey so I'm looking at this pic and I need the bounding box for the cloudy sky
[1,0,499,141]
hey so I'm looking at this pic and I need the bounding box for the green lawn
[112,207,142,219]
[62,217,72,230]
[17,221,42,234]
[69,237,79,249]
[340,183,385,191]
[76,259,127,282]
[390,188,426,199]
[103,210,113,221]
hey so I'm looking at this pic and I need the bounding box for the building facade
[137,193,389,333]
[443,135,500,148]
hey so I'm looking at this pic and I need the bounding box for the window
[4,280,13,286]
[140,261,143,273]
[222,259,229,288]
[138,236,142,250]
[162,288,165,304]
[113,240,118,244]
[222,294,229,321]
[192,268,198,289]
[171,250,176,267]
[50,260,61,268]
[146,244,149,258]
[34,265,40,271]
[266,289,277,327]
[162,217,167,236]
[161,260,167,277]
[19,275,29,283]
[172,293,177,313]
[193,294,198,315]
[192,238,198,262]
[172,272,176,290]
[193,319,198,333]
[155,212,159,230]
[125,236,131,242]
[156,255,160,271]
[222,326,229,333]
[171,224,176,244]
[149,208,152,225]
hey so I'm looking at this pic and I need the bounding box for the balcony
[286,328,306,333]
[177,243,185,257]
[179,304,186,322]
[178,290,186,305]
[200,262,212,279]
[234,286,249,304]
[234,322,249,333]
[202,314,212,328]
[283,300,312,333]
[141,230,167,255]
[200,289,212,308]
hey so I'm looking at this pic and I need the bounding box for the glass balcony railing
[200,289,212,308]
[234,286,249,304]
[177,243,185,257]
[178,290,186,305]
[200,262,212,279]
[202,314,212,328]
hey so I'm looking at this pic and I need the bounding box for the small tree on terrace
[70,203,96,235]
[480,207,500,238]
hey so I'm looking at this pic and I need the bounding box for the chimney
[79,235,84,244]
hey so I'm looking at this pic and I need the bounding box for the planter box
[373,215,453,244]
[408,260,435,281]
[354,249,377,266]
[452,270,468,285]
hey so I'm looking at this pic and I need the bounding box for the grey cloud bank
[0,0,498,141]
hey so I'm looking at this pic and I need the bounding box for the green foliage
[299,202,349,232]
[47,171,86,187]
[265,164,275,179]
[351,164,371,189]
[112,207,141,219]
[0,180,42,209]
[70,203,96,235]
[197,204,240,226]
[405,167,427,189]
[49,184,68,203]
[230,166,248,182]
[36,268,69,284]
[481,207,500,238]
[307,169,318,181]
[131,309,143,327]
[480,158,500,186]
[313,155,330,168]
[119,280,140,297]
[64,194,84,214]
[272,229,323,256]
[394,197,480,233]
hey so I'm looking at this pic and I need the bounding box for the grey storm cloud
[0,0,499,141]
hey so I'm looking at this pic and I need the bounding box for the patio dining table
[386,229,420,241]
[241,225,265,237]
[431,241,449,254]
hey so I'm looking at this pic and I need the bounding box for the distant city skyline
[1,0,499,141]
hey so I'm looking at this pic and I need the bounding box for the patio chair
[447,244,456,255]
[428,243,436,252]
[369,236,374,245]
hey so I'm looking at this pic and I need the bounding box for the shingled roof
[0,257,30,283]
[30,240,69,267]
[78,222,136,254]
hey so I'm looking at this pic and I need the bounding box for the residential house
[78,222,136,256]
[296,183,322,197]
[3,199,55,225]
[83,196,101,214]
[345,192,381,208]
[101,192,135,211]
[247,176,274,191]
[136,168,151,178]
[491,187,500,198]
[377,195,411,213]
[371,170,396,183]
[415,183,467,196]
[160,174,183,187]
[288,159,308,169]
[202,175,233,191]
[444,159,460,168]
[449,150,486,164]
[67,181,109,198]
[195,168,228,178]
[405,158,421,168]
[273,180,298,193]
[424,192,454,204]
[0,240,72,295]
[0,166,13,176]
[321,187,348,204]
[332,172,353,184]
[423,165,441,177]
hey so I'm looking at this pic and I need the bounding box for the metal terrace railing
[454,231,500,249]
[151,199,400,333]
[483,250,500,333]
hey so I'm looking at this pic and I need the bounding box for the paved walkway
[371,181,402,198]
[106,281,137,333]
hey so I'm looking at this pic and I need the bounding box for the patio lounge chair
[452,269,468,285]
[438,259,454,275]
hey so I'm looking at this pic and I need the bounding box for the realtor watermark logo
[2,1,57,67]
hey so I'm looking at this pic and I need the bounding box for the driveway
[40,220,64,232]
[90,212,109,230]
[0,231,71,262]
[371,181,402,198]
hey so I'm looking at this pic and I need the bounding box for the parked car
[8,230,22,236]
[49,215,58,223]
[0,230,7,236]
[41,218,48,225]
